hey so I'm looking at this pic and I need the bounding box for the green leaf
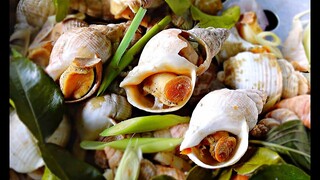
[53,0,70,22]
[265,120,310,172]
[165,0,192,15]
[186,165,216,180]
[190,5,240,29]
[100,114,190,136]
[233,147,285,175]
[81,138,183,153]
[39,143,104,180]
[250,164,310,180]
[42,166,61,180]
[10,53,64,143]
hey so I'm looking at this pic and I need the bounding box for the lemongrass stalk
[100,114,189,136]
[80,138,183,153]
[97,15,172,96]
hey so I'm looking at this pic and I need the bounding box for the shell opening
[141,72,192,107]
[178,31,207,66]
[190,131,238,165]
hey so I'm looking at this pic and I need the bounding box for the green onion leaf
[80,138,183,153]
[53,0,70,22]
[100,114,190,136]
[97,7,147,95]
[97,14,172,96]
[115,140,142,180]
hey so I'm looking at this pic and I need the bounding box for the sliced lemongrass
[115,140,142,180]
[100,114,190,136]
[80,138,183,153]
[256,31,281,47]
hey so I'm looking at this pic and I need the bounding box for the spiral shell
[76,93,133,141]
[16,0,55,28]
[277,59,310,98]
[119,27,229,113]
[180,88,267,169]
[217,51,283,112]
[10,110,71,173]
[45,26,112,81]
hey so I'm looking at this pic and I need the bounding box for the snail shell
[10,110,71,173]
[217,51,283,112]
[120,27,229,113]
[277,59,310,98]
[180,88,267,169]
[28,14,89,68]
[45,26,112,81]
[16,0,55,29]
[75,93,132,141]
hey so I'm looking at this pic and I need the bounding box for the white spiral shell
[218,51,282,112]
[120,27,229,113]
[180,88,267,169]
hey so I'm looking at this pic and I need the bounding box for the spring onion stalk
[97,7,146,96]
[115,141,142,180]
[53,0,70,22]
[97,14,172,96]
[256,31,281,47]
[100,114,190,136]
[80,138,183,153]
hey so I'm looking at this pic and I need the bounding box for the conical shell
[45,26,112,81]
[180,88,267,169]
[218,51,282,112]
[278,59,310,99]
[16,0,55,28]
[119,28,229,113]
[10,110,44,173]
[10,111,71,173]
[76,93,133,141]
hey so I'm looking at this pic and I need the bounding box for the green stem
[249,140,310,158]
[97,15,172,96]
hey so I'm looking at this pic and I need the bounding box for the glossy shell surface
[180,88,267,169]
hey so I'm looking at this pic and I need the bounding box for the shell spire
[180,88,267,169]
